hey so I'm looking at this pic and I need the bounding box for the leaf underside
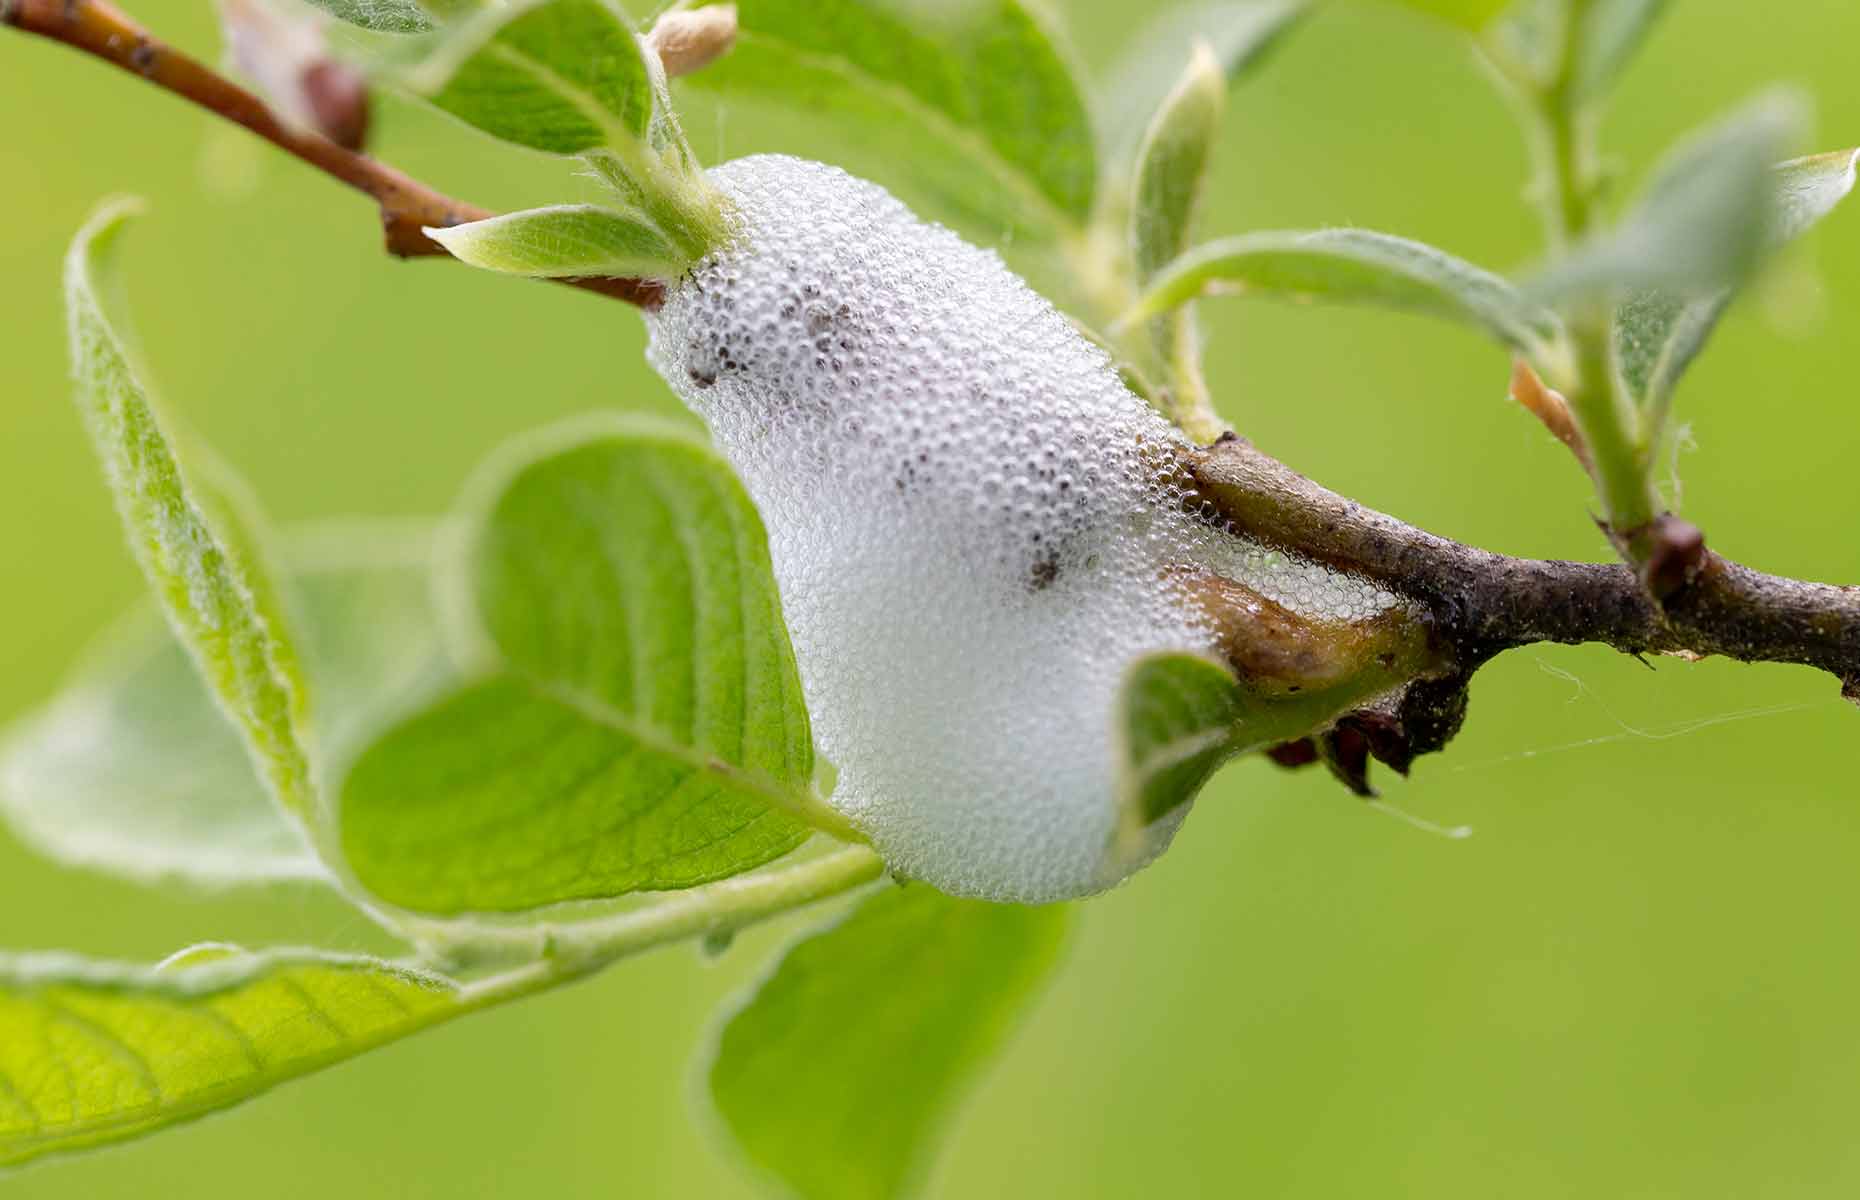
[708,884,1072,1200]
[1614,145,1857,411]
[425,204,688,279]
[1135,227,1560,356]
[62,201,317,833]
[0,532,449,888]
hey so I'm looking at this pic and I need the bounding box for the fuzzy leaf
[1613,288,1721,412]
[1133,44,1226,283]
[1098,1,1306,160]
[1576,0,1668,98]
[1493,0,1668,96]
[1776,147,1860,240]
[679,0,1097,239]
[339,420,816,915]
[300,0,433,34]
[0,947,459,1168]
[0,529,450,888]
[1614,146,1858,413]
[405,0,651,154]
[1130,228,1562,357]
[708,884,1071,1200]
[1535,93,1804,303]
[1129,44,1228,436]
[1116,653,1246,835]
[426,204,687,278]
[63,200,316,832]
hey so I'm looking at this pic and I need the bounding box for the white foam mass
[647,155,1394,902]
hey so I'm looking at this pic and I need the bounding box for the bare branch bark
[3,0,663,309]
[1185,436,1860,699]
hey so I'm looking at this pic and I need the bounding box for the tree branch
[2,0,664,309]
[1185,436,1860,700]
[13,0,1854,758]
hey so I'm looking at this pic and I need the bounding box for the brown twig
[3,0,663,309]
[1185,436,1860,698]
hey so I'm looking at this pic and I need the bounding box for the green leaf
[1491,0,1668,97]
[425,203,688,278]
[1132,43,1226,283]
[1614,146,1857,413]
[1129,44,1228,438]
[1116,653,1247,835]
[1575,0,1668,98]
[1776,146,1860,240]
[405,0,652,154]
[0,527,452,888]
[679,0,1097,240]
[1377,0,1511,32]
[1613,289,1719,411]
[339,420,819,915]
[0,610,322,887]
[1097,1,1307,159]
[63,199,316,830]
[1128,228,1563,358]
[339,678,812,911]
[707,884,1071,1200]
[0,947,459,1169]
[300,0,434,34]
[1534,92,1805,303]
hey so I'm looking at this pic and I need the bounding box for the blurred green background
[5,1,1860,1195]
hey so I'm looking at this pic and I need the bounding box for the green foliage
[425,204,689,279]
[12,1,1860,1193]
[1132,44,1226,283]
[0,532,448,888]
[1490,0,1669,98]
[1129,42,1227,432]
[1612,289,1719,415]
[1097,1,1306,160]
[0,947,458,1168]
[707,884,1071,1200]
[1613,146,1857,417]
[1116,653,1247,834]
[1776,147,1860,240]
[406,0,652,154]
[339,421,819,914]
[679,0,1097,239]
[390,0,729,270]
[1535,93,1804,303]
[299,0,434,34]
[63,201,317,831]
[1573,0,1669,99]
[1129,227,1563,360]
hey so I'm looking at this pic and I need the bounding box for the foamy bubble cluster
[646,155,1392,901]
